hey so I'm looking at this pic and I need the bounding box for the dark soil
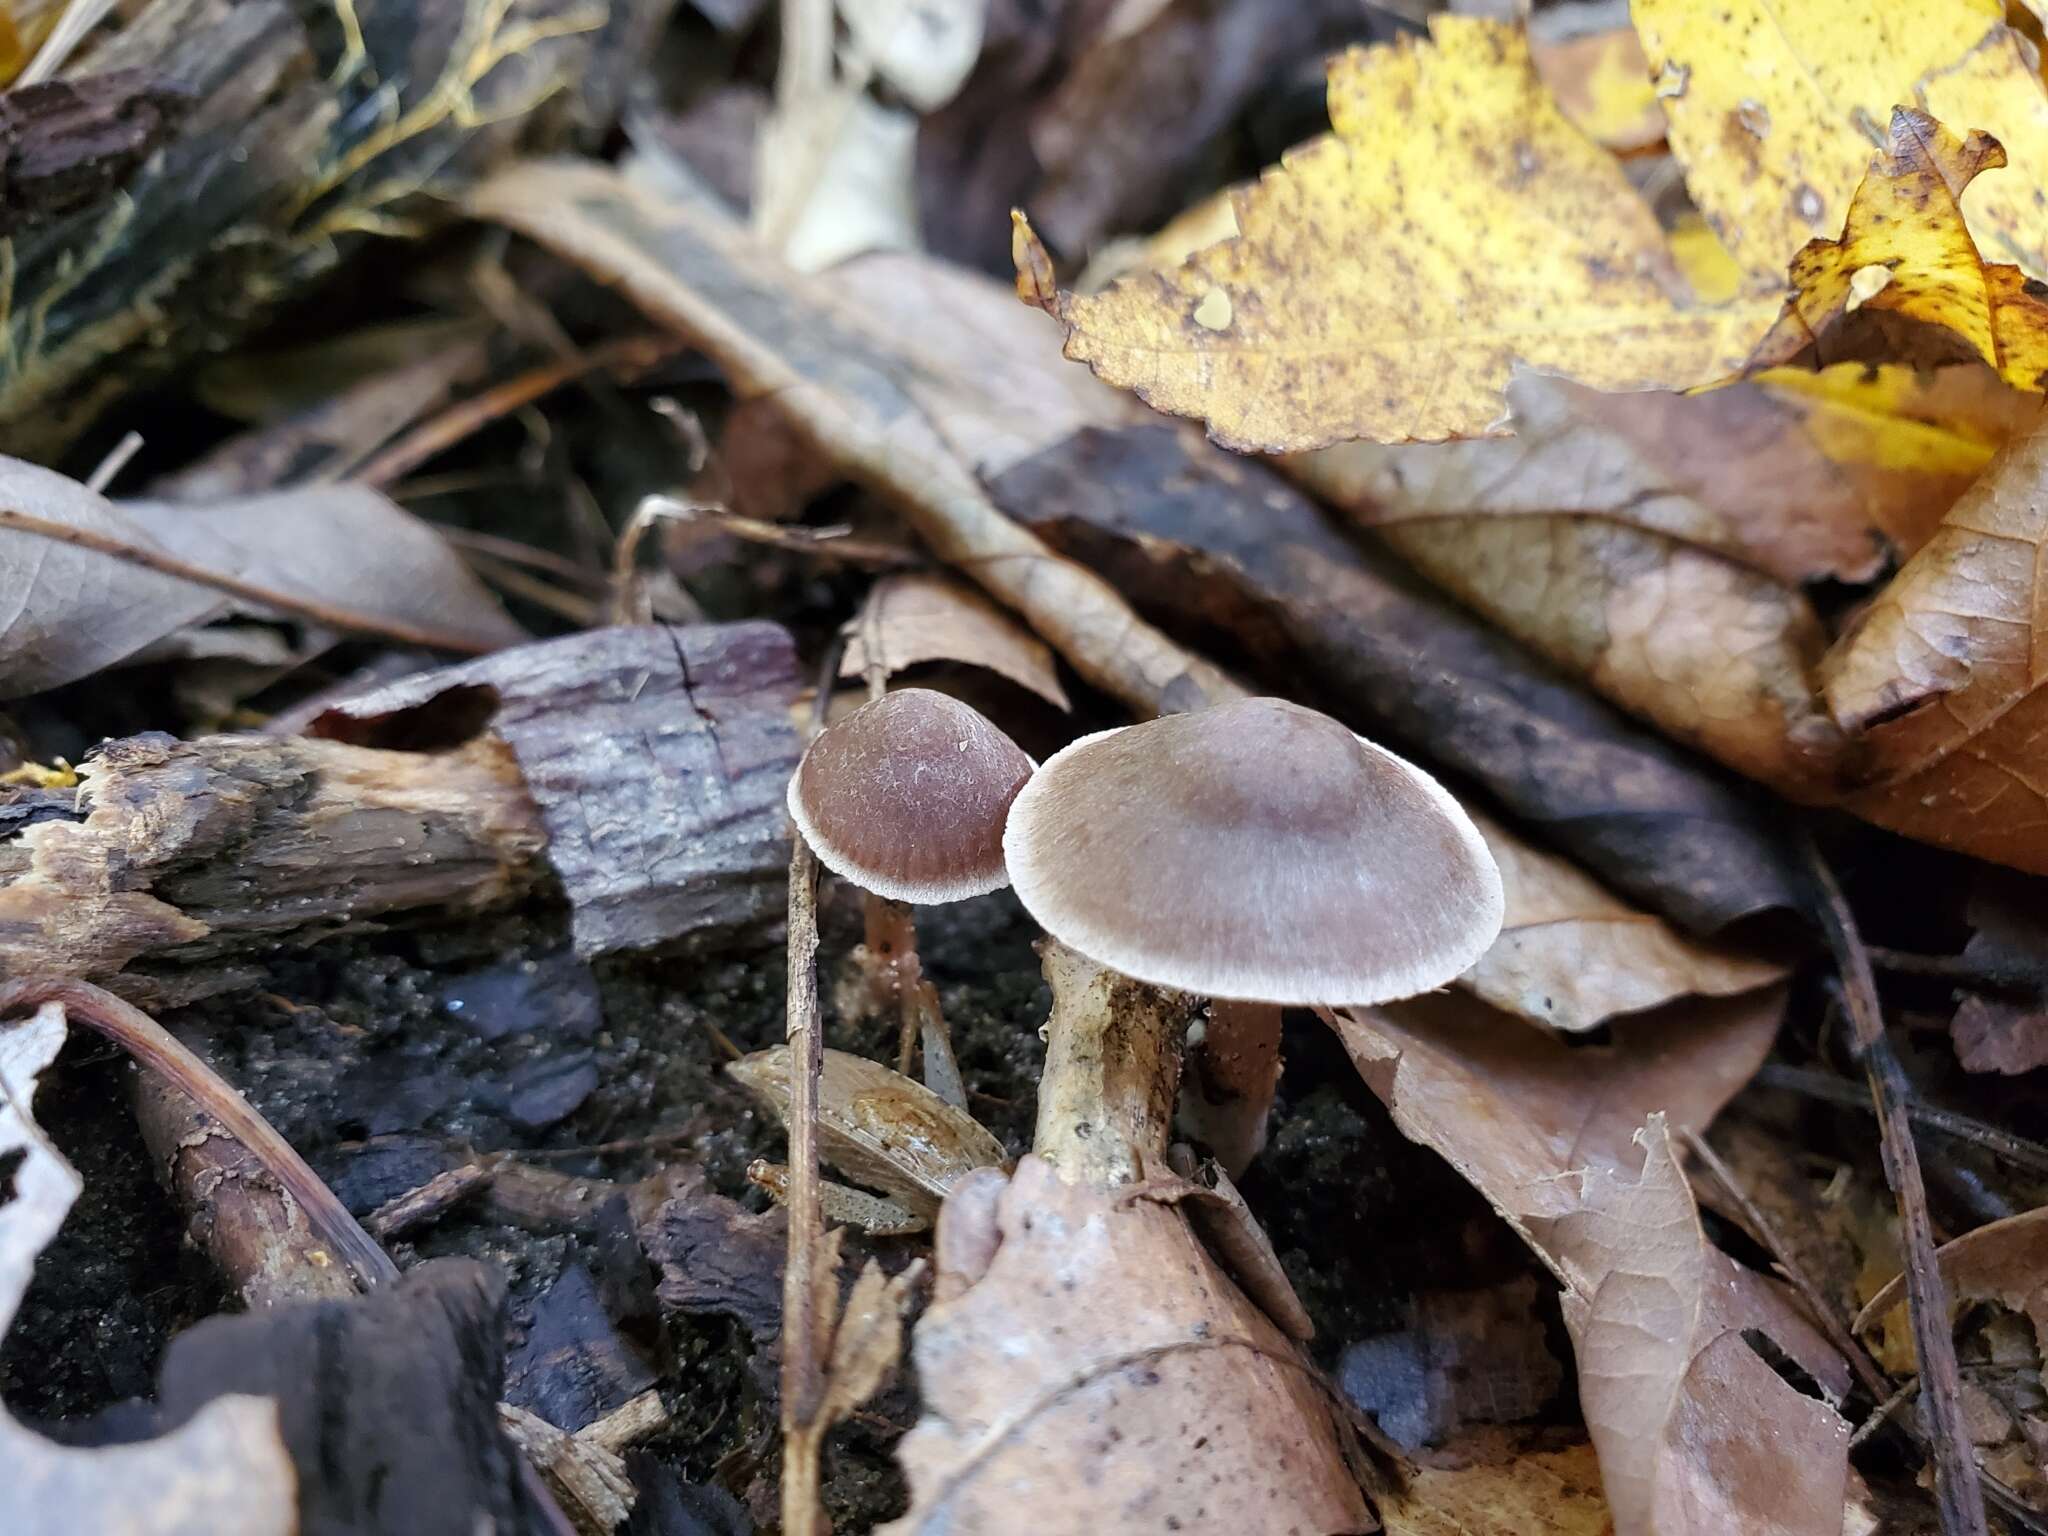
[0,874,1539,1530]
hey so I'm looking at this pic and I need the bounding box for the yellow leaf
[1631,0,2027,286]
[1819,400,2048,874]
[1667,212,1745,304]
[1745,109,2048,389]
[1530,24,1666,154]
[1754,362,2032,556]
[1017,17,1778,450]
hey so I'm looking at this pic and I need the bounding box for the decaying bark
[0,731,545,998]
[0,622,802,995]
[0,0,677,457]
[315,621,803,957]
[133,1069,362,1309]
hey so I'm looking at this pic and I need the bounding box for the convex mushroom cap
[1002,698,1504,1005]
[789,687,1034,904]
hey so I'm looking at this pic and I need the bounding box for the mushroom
[787,686,1034,1107]
[1003,696,1503,1175]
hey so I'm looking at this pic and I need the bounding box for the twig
[351,333,679,487]
[1802,833,1988,1536]
[1867,945,2045,999]
[0,976,399,1291]
[18,0,118,83]
[634,494,918,571]
[434,527,612,592]
[0,504,502,655]
[1755,1062,2048,1178]
[780,833,829,1536]
[1680,1125,1889,1402]
[85,431,144,495]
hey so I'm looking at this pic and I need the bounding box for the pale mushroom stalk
[788,688,1033,1113]
[1032,940,1194,1185]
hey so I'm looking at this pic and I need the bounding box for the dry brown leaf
[1745,110,2048,390]
[1332,994,1852,1533]
[1016,16,1777,450]
[0,461,523,696]
[1819,402,2048,873]
[1529,1117,1851,1536]
[467,158,1237,719]
[1462,811,1786,1032]
[841,570,1070,708]
[1330,986,1785,1251]
[884,1157,1374,1535]
[1296,372,1841,797]
[1634,363,2031,568]
[1,1001,297,1535]
[1857,1203,2048,1356]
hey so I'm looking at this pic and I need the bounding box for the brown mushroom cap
[789,687,1034,905]
[1002,698,1504,1005]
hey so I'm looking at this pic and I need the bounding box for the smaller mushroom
[788,687,1035,1107]
[1004,697,1503,1176]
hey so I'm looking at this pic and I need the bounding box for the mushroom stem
[1032,940,1195,1186]
[1180,1000,1283,1179]
[854,893,914,1019]
[854,895,967,1111]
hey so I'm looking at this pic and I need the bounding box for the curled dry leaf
[1530,1118,1852,1536]
[1670,362,2030,565]
[1857,1202,2048,1356]
[1820,406,2048,874]
[0,459,523,696]
[883,1157,1375,1536]
[1745,110,2048,388]
[1016,16,1777,450]
[1331,996,1853,1535]
[727,1045,1007,1225]
[0,1001,297,1535]
[1329,986,1785,1256]
[841,570,1071,708]
[1296,371,1841,797]
[1461,811,1786,1032]
[1634,0,2048,286]
[466,158,1238,718]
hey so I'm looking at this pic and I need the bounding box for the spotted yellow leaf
[1746,109,2048,390]
[1631,0,2048,287]
[1016,17,1779,450]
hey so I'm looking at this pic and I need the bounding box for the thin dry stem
[780,833,829,1536]
[0,975,398,1290]
[353,333,677,487]
[0,504,499,655]
[1803,832,1988,1536]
